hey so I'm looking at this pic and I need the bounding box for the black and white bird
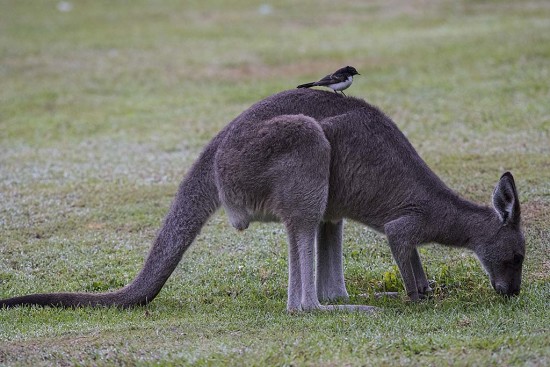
[297,66,360,96]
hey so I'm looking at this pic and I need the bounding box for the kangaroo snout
[492,280,521,297]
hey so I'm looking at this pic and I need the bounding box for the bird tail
[297,82,316,89]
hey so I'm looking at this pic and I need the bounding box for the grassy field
[1,0,549,365]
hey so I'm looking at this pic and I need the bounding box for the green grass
[1,0,549,365]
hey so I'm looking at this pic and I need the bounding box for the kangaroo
[0,89,525,312]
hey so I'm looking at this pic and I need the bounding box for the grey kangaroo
[0,89,525,312]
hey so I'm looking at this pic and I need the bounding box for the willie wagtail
[297,66,360,96]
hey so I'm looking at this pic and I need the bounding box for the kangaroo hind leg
[285,221,321,312]
[316,220,349,302]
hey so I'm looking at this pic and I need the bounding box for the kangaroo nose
[494,282,520,297]
[495,284,507,295]
[508,287,520,297]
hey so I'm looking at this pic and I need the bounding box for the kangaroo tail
[297,82,316,89]
[0,141,221,308]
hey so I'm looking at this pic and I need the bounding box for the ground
[1,0,549,366]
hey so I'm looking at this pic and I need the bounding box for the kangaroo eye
[513,253,524,265]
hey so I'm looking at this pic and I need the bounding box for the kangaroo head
[473,172,525,296]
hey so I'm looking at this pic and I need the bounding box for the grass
[1,0,549,365]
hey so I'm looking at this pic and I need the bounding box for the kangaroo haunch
[0,89,525,312]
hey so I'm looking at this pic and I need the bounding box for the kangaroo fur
[0,89,525,312]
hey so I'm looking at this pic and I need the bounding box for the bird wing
[313,72,348,86]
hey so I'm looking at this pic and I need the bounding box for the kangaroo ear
[492,172,521,226]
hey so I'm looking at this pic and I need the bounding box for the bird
[297,66,360,96]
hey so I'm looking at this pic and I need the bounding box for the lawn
[1,0,549,365]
